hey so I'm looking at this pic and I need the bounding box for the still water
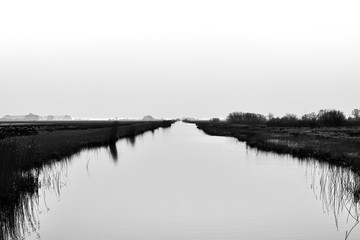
[20,123,360,239]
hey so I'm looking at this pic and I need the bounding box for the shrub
[226,112,266,125]
[317,109,346,127]
[301,112,318,127]
[210,118,220,122]
[267,114,299,127]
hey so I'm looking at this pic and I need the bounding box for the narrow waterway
[17,123,360,239]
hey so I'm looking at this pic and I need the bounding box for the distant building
[0,115,24,121]
[0,113,40,121]
[142,115,156,121]
[63,115,72,120]
[47,115,55,121]
[24,113,40,121]
[0,113,72,121]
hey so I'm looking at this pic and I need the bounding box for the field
[192,121,360,174]
[0,120,155,139]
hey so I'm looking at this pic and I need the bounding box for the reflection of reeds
[0,171,39,240]
[0,160,71,240]
[304,160,360,239]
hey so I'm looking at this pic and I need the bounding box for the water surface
[10,123,360,239]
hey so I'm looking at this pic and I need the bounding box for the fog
[1,0,359,119]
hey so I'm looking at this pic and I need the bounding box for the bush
[227,112,266,125]
[301,112,318,127]
[317,109,346,127]
[352,109,360,120]
[210,118,220,122]
[267,114,299,127]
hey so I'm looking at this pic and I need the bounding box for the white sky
[1,0,359,119]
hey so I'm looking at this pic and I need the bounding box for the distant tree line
[227,112,266,125]
[225,109,360,127]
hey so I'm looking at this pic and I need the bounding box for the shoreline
[191,121,360,174]
[0,121,175,203]
[0,120,175,171]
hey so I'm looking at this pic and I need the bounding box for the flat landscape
[0,120,156,139]
[2,1,360,238]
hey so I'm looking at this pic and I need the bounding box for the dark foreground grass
[0,120,174,240]
[0,120,154,139]
[192,121,360,174]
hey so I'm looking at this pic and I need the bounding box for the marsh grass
[195,122,360,173]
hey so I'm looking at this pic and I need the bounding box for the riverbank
[0,120,174,204]
[0,120,174,171]
[192,121,360,174]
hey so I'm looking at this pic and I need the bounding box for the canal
[7,122,360,239]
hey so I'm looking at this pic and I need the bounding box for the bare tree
[352,109,360,119]
[267,113,274,120]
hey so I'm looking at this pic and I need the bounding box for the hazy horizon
[1,0,359,119]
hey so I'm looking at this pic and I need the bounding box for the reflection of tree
[126,136,136,146]
[126,132,145,147]
[305,161,360,239]
[109,143,118,162]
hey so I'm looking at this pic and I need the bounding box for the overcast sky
[1,0,359,119]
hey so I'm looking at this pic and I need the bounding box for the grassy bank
[0,120,158,139]
[192,121,360,174]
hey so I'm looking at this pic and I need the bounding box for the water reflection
[108,143,118,162]
[304,161,360,239]
[126,136,137,146]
